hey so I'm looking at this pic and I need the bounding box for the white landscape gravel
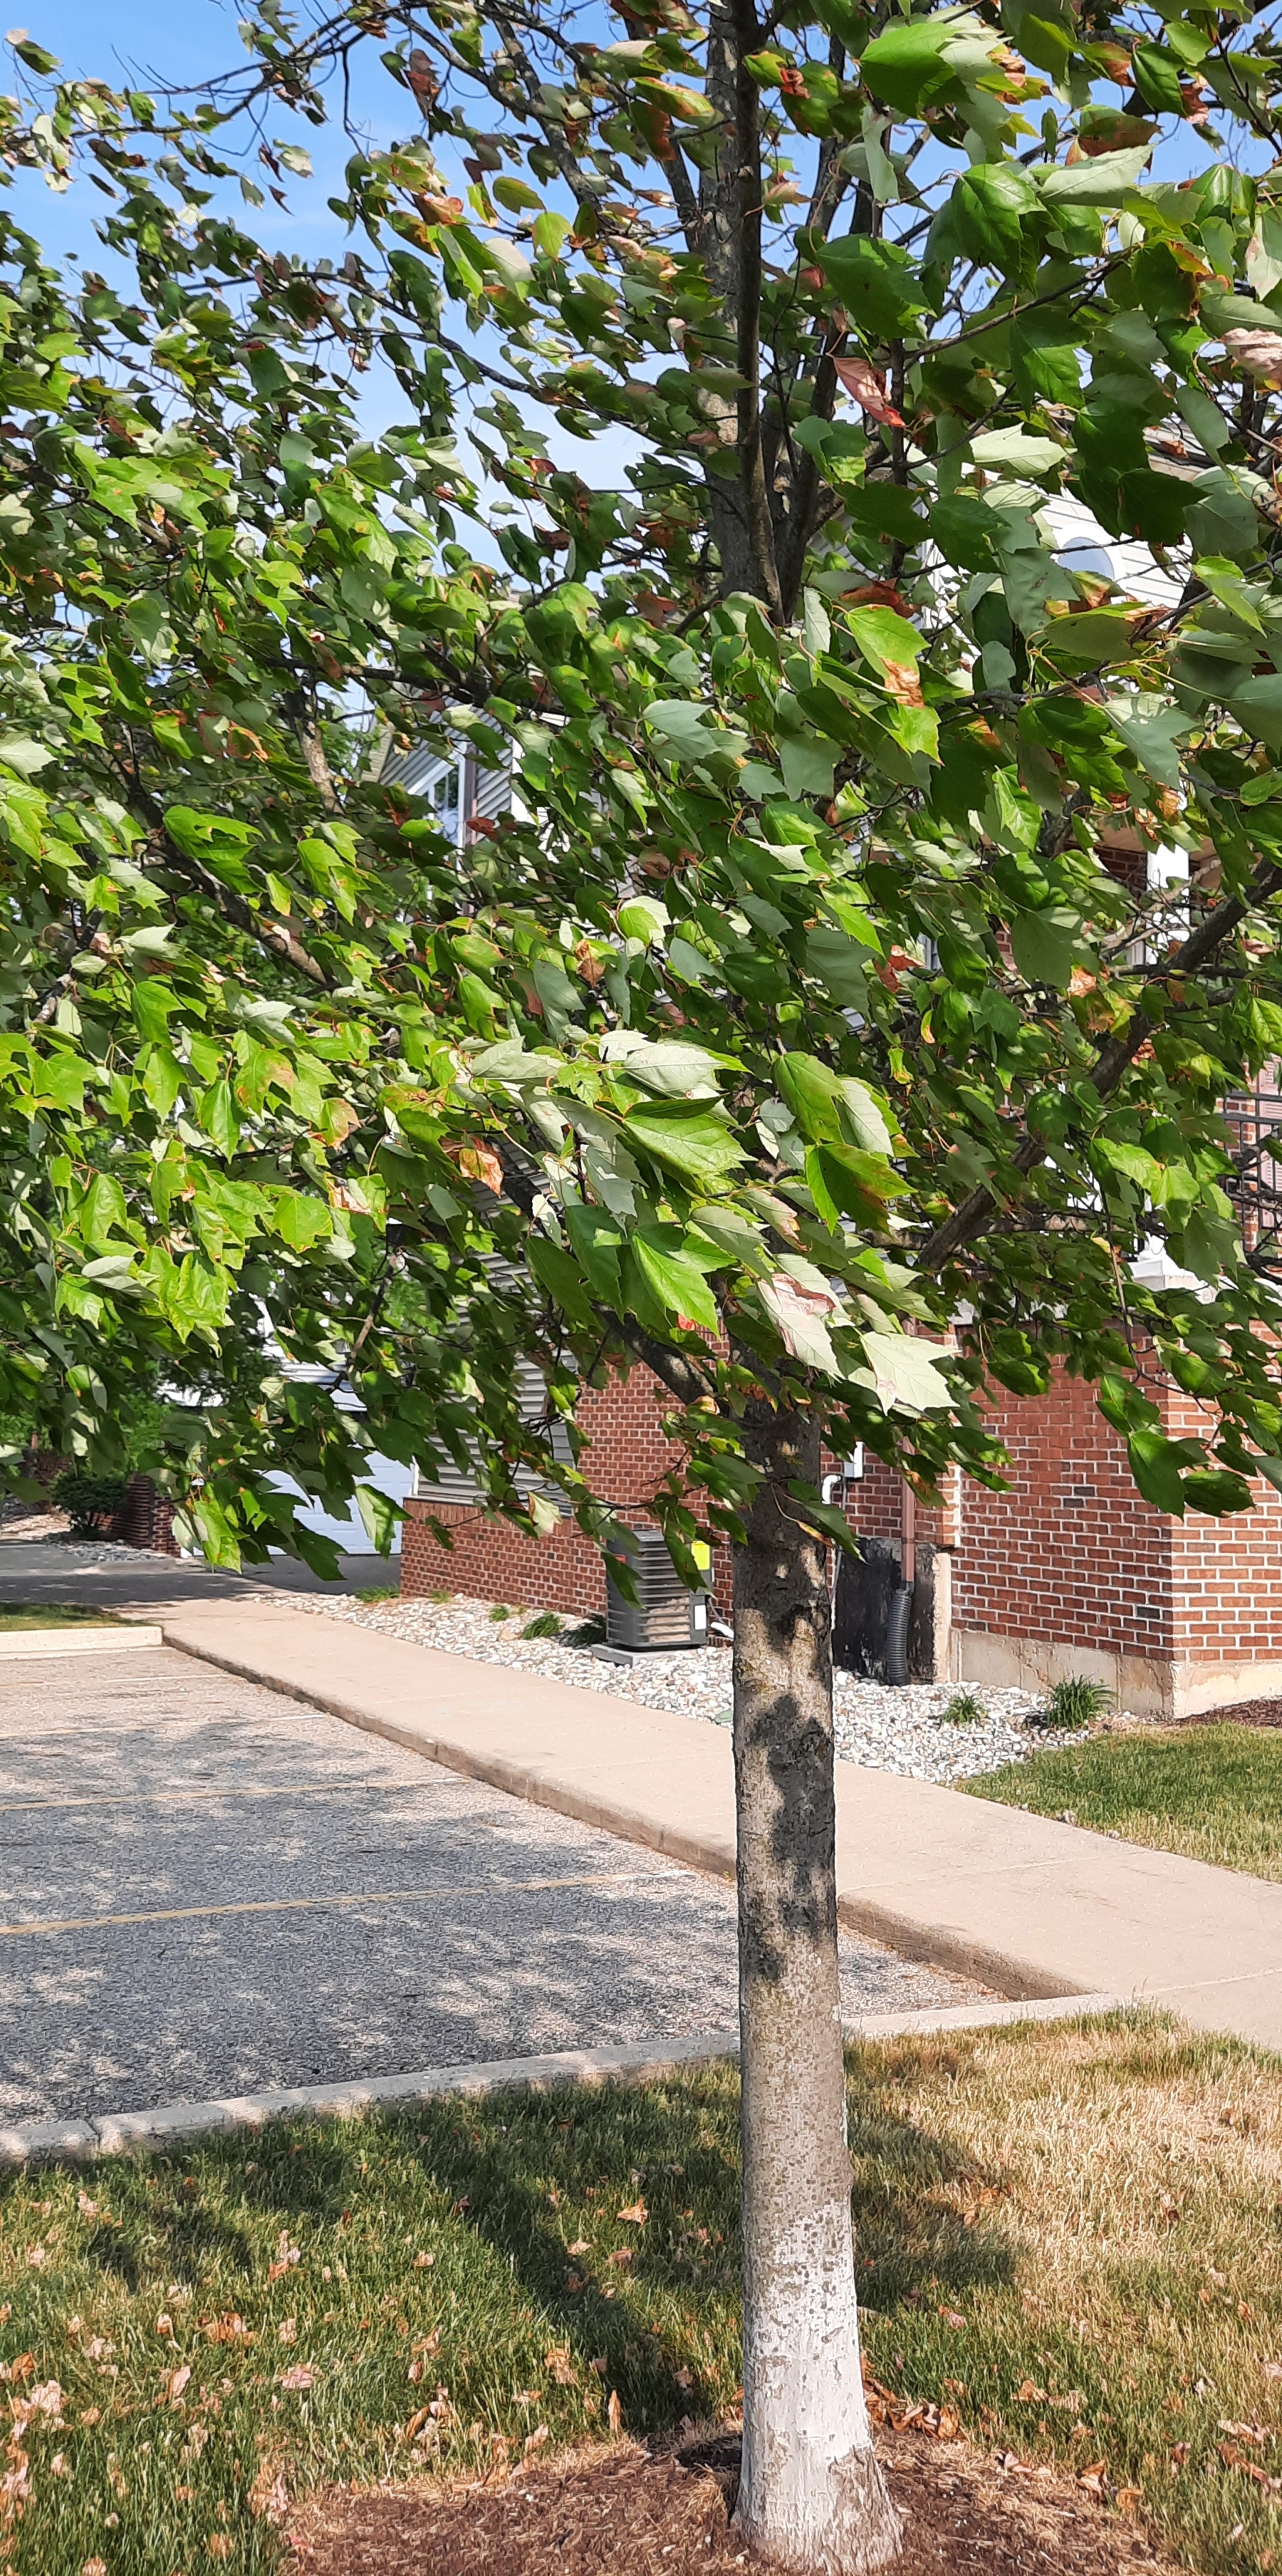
[293,1589,1096,1787]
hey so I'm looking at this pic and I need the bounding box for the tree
[6,0,1282,2560]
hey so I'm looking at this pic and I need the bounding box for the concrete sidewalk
[135,1596,1282,2051]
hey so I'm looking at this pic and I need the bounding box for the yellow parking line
[0,1781,429,1817]
[0,1869,669,1940]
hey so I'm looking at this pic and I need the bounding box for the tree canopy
[1,0,1281,1565]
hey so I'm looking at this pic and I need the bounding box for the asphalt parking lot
[0,1646,983,2124]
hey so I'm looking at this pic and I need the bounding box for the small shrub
[1034,1676,1112,1733]
[488,1602,512,1623]
[521,1609,563,1640]
[429,1589,454,1604]
[51,1469,129,1534]
[357,1586,398,1604]
[940,1689,986,1727]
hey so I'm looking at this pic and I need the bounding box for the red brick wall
[400,1348,1282,1703]
[950,1368,1174,1660]
[402,1363,733,1618]
[1165,1386,1282,1669]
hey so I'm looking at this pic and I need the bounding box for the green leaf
[629,1224,720,1333]
[1009,910,1081,989]
[1034,145,1153,205]
[526,1232,598,1327]
[778,732,838,799]
[860,15,969,112]
[814,234,925,339]
[273,1191,332,1252]
[355,1485,405,1553]
[647,700,749,767]
[952,163,1040,272]
[860,1331,952,1414]
[622,1101,746,1189]
[1132,42,1185,115]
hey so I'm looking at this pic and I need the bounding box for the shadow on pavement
[0,1541,399,1609]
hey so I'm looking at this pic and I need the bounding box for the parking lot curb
[0,1993,1125,2166]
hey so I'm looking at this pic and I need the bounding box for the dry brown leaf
[882,658,924,708]
[1014,2378,1048,2404]
[524,2424,550,2455]
[1224,328,1282,384]
[566,2239,590,2256]
[276,2366,313,2393]
[617,2201,647,2226]
[208,2537,233,2560]
[546,2347,576,2387]
[76,2195,98,2220]
[452,1139,504,1195]
[278,2320,296,2346]
[674,2367,693,2391]
[1077,2461,1108,2496]
[608,2389,623,2436]
[607,2248,633,2268]
[413,2250,434,2269]
[938,2307,966,2330]
[165,2366,192,2404]
[833,352,905,428]
[81,2561,108,2576]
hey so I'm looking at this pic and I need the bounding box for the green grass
[966,1722,1282,1879]
[8,2017,1282,2573]
[355,1587,398,1605]
[0,1603,122,1629]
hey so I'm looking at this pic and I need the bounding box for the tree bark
[731,1397,902,2573]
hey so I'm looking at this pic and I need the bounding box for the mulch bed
[282,2428,1172,2576]
[1177,1697,1282,1729]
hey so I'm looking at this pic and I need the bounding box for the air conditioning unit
[603,1526,709,1656]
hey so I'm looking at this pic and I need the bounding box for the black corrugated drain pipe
[885,1482,916,1687]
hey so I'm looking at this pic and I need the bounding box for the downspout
[885,1481,916,1686]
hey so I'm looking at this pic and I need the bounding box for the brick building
[402,1349,1282,1721]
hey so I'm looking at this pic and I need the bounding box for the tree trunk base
[736,2434,902,2575]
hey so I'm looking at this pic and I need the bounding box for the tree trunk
[731,1396,902,2574]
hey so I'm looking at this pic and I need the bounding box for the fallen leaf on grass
[994,2452,1032,2477]
[249,2463,289,2526]
[208,2537,233,2560]
[617,2201,647,2226]
[277,2367,313,2393]
[76,2196,98,2220]
[1014,2379,1048,2404]
[674,2368,694,2391]
[1078,2461,1108,2496]
[414,2251,434,2269]
[165,2367,192,2404]
[590,2357,608,2377]
[524,2425,549,2455]
[79,2409,100,2429]
[0,2359,33,2389]
[608,2391,622,2436]
[566,2239,590,2256]
[546,2347,576,2387]
[938,2307,966,2330]
[80,2561,107,2576]
[607,2248,633,2268]
[516,2390,542,2407]
[566,2273,583,2294]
